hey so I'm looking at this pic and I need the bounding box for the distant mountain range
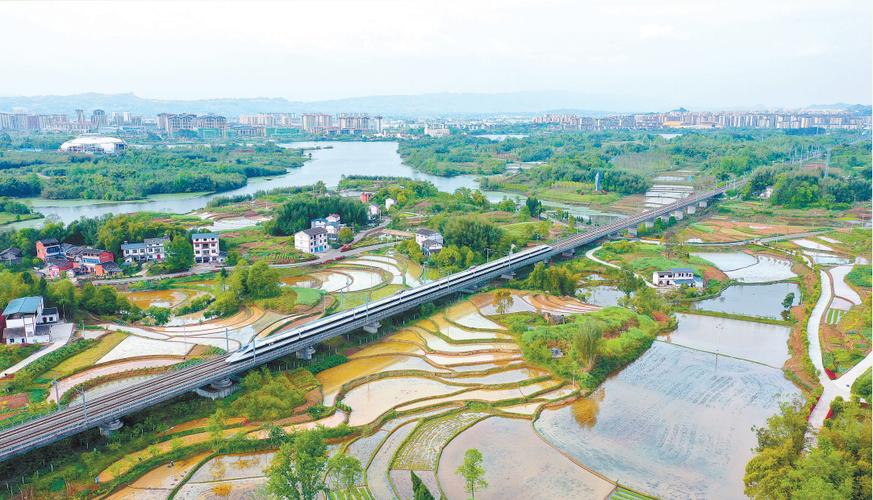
[0,91,652,117]
[0,92,868,118]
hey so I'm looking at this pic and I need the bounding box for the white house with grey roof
[415,228,444,256]
[295,227,328,254]
[121,236,170,263]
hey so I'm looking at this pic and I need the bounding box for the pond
[583,285,624,307]
[24,142,480,225]
[534,342,799,499]
[664,313,791,367]
[693,282,800,320]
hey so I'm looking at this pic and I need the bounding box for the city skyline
[1,0,870,109]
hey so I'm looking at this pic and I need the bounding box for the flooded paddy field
[693,282,800,320]
[103,285,799,499]
[439,417,616,500]
[693,251,796,283]
[664,313,791,367]
[534,342,799,499]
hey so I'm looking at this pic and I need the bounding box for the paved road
[807,269,872,428]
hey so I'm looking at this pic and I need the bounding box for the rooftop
[301,227,328,237]
[192,232,219,240]
[416,228,439,236]
[3,296,42,316]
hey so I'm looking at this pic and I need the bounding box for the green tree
[326,453,363,493]
[207,409,226,451]
[163,235,194,273]
[782,292,795,310]
[268,430,328,500]
[47,279,78,318]
[338,227,354,244]
[744,398,810,499]
[617,270,643,297]
[246,260,280,298]
[494,289,513,315]
[571,322,601,372]
[456,448,487,499]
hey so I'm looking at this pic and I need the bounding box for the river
[17,141,480,226]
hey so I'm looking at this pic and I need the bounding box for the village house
[1,296,59,344]
[36,240,116,279]
[415,228,444,256]
[35,238,62,261]
[385,197,396,210]
[121,236,169,263]
[294,227,329,254]
[0,247,22,267]
[192,233,224,264]
[311,214,342,240]
[652,268,703,288]
[368,204,380,220]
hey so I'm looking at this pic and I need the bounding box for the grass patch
[0,344,42,372]
[42,331,127,380]
[846,265,872,289]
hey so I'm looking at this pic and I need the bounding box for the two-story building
[192,233,224,264]
[415,228,444,256]
[1,296,58,344]
[311,214,342,240]
[652,268,703,288]
[77,248,115,273]
[295,227,328,254]
[35,239,62,261]
[121,236,170,263]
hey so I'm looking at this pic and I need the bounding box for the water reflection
[22,142,480,225]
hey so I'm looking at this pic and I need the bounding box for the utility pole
[224,327,229,352]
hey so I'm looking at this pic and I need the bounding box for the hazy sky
[1,0,870,108]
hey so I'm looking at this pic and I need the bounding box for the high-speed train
[227,244,553,363]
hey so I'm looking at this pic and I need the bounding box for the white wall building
[652,268,701,288]
[192,233,223,264]
[295,227,328,254]
[121,236,169,263]
[2,296,58,344]
[59,136,127,155]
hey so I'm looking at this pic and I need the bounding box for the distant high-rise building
[302,113,333,133]
[75,109,85,124]
[90,109,107,127]
[156,113,197,134]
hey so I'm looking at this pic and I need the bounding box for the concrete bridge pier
[685,205,696,215]
[295,347,316,360]
[500,271,516,280]
[363,322,381,334]
[644,220,655,229]
[561,250,574,258]
[698,200,708,208]
[195,378,237,400]
[99,418,123,436]
[670,210,684,220]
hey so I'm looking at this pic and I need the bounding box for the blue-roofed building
[1,296,59,344]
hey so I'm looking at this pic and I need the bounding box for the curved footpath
[807,270,872,428]
[585,246,656,288]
